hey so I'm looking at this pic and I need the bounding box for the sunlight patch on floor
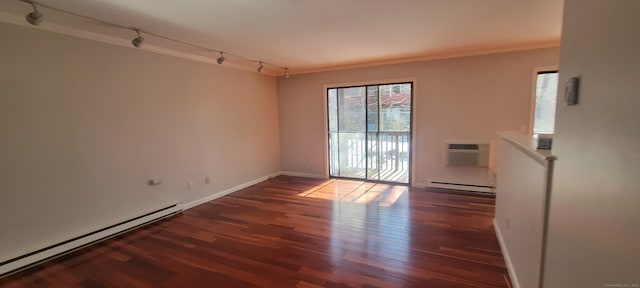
[298,179,408,206]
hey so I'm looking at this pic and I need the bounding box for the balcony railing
[329,131,410,183]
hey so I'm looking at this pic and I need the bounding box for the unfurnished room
[0,0,639,287]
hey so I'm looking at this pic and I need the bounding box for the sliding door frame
[323,78,417,186]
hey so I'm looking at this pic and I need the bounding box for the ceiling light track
[18,0,291,77]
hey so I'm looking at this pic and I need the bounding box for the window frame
[529,66,559,135]
[322,77,418,184]
[325,82,413,184]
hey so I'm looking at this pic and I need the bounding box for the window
[532,71,559,135]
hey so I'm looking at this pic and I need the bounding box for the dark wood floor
[0,176,511,288]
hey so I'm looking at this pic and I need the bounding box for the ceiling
[0,0,564,74]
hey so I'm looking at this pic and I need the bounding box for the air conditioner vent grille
[448,144,479,150]
[445,141,490,167]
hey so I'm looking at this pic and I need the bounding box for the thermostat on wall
[537,134,553,150]
[564,76,580,105]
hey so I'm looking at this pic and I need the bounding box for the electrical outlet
[204,176,210,184]
[147,179,162,186]
[506,218,510,230]
[187,181,193,190]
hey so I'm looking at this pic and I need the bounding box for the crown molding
[0,12,280,76]
[2,11,559,78]
[291,40,561,76]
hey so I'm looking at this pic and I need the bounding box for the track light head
[131,29,144,48]
[257,62,264,73]
[26,3,42,26]
[217,52,225,64]
[284,68,290,79]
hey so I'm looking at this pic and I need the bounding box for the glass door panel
[328,83,411,184]
[367,86,380,181]
[378,84,411,183]
[337,87,366,178]
[328,89,339,176]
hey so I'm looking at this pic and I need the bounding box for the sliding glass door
[328,83,412,184]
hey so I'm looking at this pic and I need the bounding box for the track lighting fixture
[25,2,42,26]
[131,29,144,48]
[18,0,289,74]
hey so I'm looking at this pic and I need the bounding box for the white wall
[542,0,640,286]
[0,22,280,262]
[277,48,559,186]
[494,133,553,288]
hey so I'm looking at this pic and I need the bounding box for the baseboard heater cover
[427,181,495,193]
[0,203,183,278]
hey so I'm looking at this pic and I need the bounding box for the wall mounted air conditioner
[426,140,493,193]
[445,141,490,167]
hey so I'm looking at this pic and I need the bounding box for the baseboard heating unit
[0,203,182,278]
[427,181,495,194]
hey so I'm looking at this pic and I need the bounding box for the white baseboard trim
[182,171,281,210]
[279,171,327,179]
[0,204,182,277]
[412,182,428,189]
[426,182,494,193]
[494,218,520,288]
[1,170,284,277]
